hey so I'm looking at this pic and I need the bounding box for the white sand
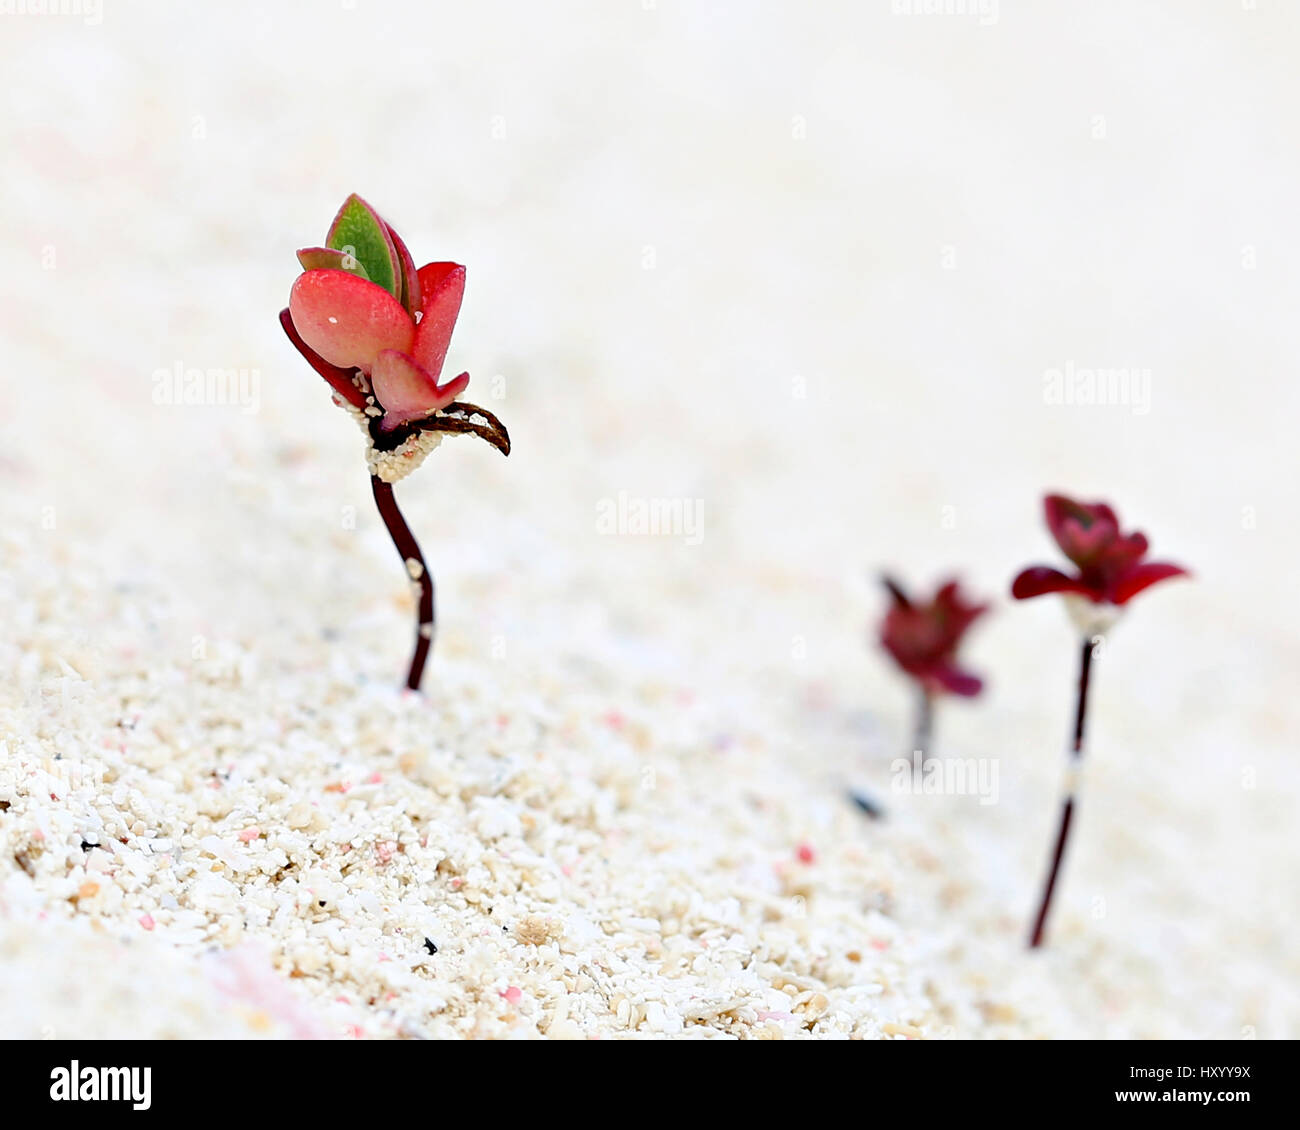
[2,1,1298,1038]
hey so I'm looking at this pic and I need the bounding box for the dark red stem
[1028,635,1096,949]
[370,475,434,692]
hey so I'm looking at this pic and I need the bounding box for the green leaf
[325,194,399,299]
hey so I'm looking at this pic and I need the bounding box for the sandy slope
[1,0,1297,1038]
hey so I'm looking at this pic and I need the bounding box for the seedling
[878,576,988,756]
[1012,494,1189,948]
[280,194,510,692]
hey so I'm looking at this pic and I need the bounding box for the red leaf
[928,663,984,697]
[412,263,466,380]
[1112,562,1189,605]
[279,308,367,409]
[1010,566,1098,601]
[386,224,422,316]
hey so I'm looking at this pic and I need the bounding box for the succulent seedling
[878,575,988,757]
[280,194,510,692]
[1012,493,1189,948]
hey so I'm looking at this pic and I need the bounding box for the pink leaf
[279,308,368,408]
[412,263,466,380]
[289,269,414,375]
[371,350,470,430]
[295,246,369,280]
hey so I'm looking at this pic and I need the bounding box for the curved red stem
[370,475,434,692]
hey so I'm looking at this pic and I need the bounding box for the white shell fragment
[342,402,445,483]
[1063,594,1123,639]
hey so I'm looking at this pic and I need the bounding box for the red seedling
[878,576,988,755]
[280,194,510,692]
[1012,493,1189,948]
